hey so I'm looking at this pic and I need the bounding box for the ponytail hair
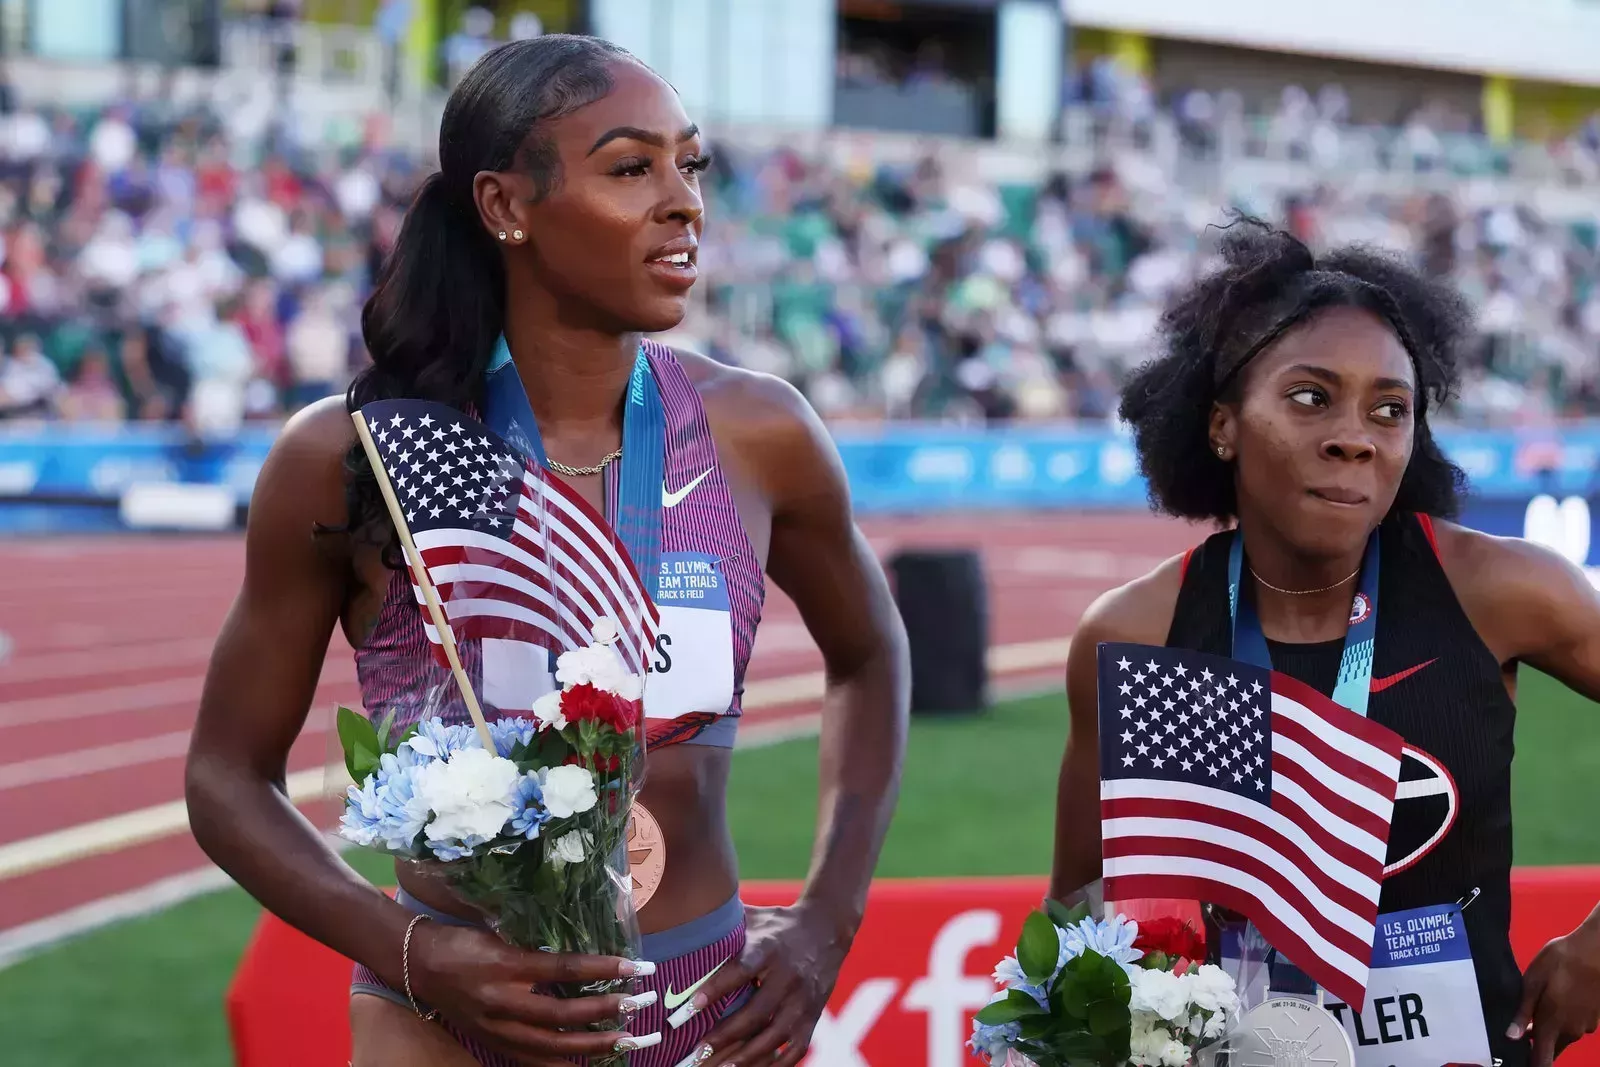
[341,33,635,560]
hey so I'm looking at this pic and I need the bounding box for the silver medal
[1203,996,1356,1067]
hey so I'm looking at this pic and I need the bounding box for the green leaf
[1051,1031,1108,1063]
[375,707,398,752]
[1107,962,1131,1004]
[351,740,381,783]
[1058,971,1090,1018]
[1017,910,1060,984]
[974,990,1048,1026]
[1087,999,1130,1037]
[1141,950,1170,973]
[336,706,381,780]
[1018,1016,1055,1041]
[1045,897,1091,930]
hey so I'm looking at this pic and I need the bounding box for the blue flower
[372,751,430,851]
[969,994,1023,1061]
[405,718,479,760]
[488,717,538,758]
[339,776,385,848]
[426,833,495,862]
[1059,915,1143,973]
[508,773,550,840]
[339,746,430,854]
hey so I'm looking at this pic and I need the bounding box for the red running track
[0,511,1197,938]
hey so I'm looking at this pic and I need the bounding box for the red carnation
[1134,916,1206,963]
[560,683,640,734]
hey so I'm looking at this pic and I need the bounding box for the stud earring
[1216,445,1226,458]
[512,229,524,241]
[497,230,507,241]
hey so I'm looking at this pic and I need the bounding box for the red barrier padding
[227,872,1599,1067]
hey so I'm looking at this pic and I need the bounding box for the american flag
[1097,641,1404,1009]
[355,399,659,681]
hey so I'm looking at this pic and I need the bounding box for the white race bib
[643,552,735,723]
[1323,903,1491,1067]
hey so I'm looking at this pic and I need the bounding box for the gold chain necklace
[546,447,623,478]
[1248,565,1360,596]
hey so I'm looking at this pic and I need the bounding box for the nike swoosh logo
[1370,658,1437,694]
[662,468,713,508]
[663,957,729,1010]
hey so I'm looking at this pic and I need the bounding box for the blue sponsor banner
[6,422,1600,532]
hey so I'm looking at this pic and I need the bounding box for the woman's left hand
[678,902,853,1067]
[1508,920,1600,1066]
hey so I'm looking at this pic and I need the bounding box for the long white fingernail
[619,990,659,1015]
[672,1044,714,1067]
[621,959,657,977]
[667,1001,700,1030]
[615,1032,663,1052]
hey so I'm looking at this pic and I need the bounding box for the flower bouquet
[970,901,1240,1067]
[336,622,646,1063]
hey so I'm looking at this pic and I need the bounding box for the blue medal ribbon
[1226,528,1380,717]
[1222,525,1381,997]
[482,335,664,602]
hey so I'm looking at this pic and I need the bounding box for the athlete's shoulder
[1425,515,1597,658]
[1076,552,1190,652]
[252,396,355,523]
[1425,515,1577,587]
[667,345,832,503]
[668,345,813,434]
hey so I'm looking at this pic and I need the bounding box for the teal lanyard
[481,336,664,601]
[1226,529,1380,717]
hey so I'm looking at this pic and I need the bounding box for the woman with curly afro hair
[1047,218,1600,1067]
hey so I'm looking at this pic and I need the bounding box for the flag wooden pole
[350,411,497,753]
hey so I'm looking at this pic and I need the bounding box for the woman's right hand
[408,921,660,1065]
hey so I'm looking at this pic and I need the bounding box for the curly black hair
[1118,217,1473,523]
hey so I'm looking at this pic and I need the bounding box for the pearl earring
[512,229,524,241]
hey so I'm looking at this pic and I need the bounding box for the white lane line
[0,671,360,729]
[0,638,218,687]
[0,865,239,970]
[0,765,346,883]
[0,731,195,790]
[0,829,361,971]
[0,636,1073,883]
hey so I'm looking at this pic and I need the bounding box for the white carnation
[412,747,522,844]
[1129,1021,1170,1067]
[555,642,634,696]
[591,618,619,645]
[1130,967,1191,1022]
[548,829,592,866]
[1203,1011,1229,1039]
[539,764,598,818]
[1187,964,1240,1014]
[531,689,567,731]
[1159,1038,1191,1067]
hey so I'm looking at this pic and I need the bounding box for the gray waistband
[395,888,479,927]
[679,716,739,748]
[394,887,744,962]
[640,892,744,962]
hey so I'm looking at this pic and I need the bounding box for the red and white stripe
[1101,671,1403,1009]
[408,462,658,676]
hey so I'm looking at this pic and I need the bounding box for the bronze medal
[626,803,666,909]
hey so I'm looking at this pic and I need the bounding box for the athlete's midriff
[395,744,741,935]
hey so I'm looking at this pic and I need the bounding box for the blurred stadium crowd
[3,53,1600,432]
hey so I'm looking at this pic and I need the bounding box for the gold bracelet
[402,914,440,1022]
